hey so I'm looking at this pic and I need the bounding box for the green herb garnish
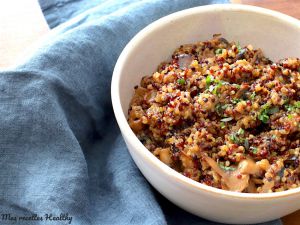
[222,104,231,110]
[212,82,222,95]
[258,103,278,123]
[229,128,246,144]
[261,103,271,111]
[177,78,186,85]
[250,92,256,100]
[216,103,230,117]
[229,133,239,143]
[284,101,300,112]
[215,104,223,116]
[233,84,241,89]
[215,48,223,55]
[249,146,258,154]
[206,75,214,86]
[220,122,226,129]
[209,79,226,95]
[258,112,269,123]
[231,98,242,104]
[219,164,236,171]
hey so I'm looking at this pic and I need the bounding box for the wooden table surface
[0,0,299,224]
[232,0,300,19]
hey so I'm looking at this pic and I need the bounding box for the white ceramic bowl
[112,4,300,224]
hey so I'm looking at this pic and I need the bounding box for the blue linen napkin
[0,0,283,224]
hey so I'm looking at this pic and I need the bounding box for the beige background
[0,0,49,68]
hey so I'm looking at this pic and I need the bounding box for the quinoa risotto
[128,35,300,193]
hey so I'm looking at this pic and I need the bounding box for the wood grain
[282,210,300,225]
[231,0,300,19]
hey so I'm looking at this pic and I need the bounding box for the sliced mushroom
[238,158,261,176]
[202,155,263,192]
[223,170,250,192]
[246,179,257,193]
[202,155,250,192]
[177,54,193,69]
[202,154,226,177]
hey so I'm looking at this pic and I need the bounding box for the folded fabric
[0,0,282,224]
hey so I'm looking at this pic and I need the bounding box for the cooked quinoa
[128,35,300,193]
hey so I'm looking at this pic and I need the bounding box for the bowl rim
[111,3,300,199]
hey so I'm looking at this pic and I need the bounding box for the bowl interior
[117,5,300,115]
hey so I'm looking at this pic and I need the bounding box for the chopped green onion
[233,84,241,89]
[206,75,214,86]
[258,103,273,123]
[229,128,245,144]
[237,128,245,135]
[220,122,226,129]
[229,134,238,143]
[250,92,256,100]
[261,103,271,111]
[177,78,185,85]
[229,128,246,144]
[258,113,269,123]
[288,114,293,119]
[212,82,222,95]
[215,104,223,116]
[212,86,218,95]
